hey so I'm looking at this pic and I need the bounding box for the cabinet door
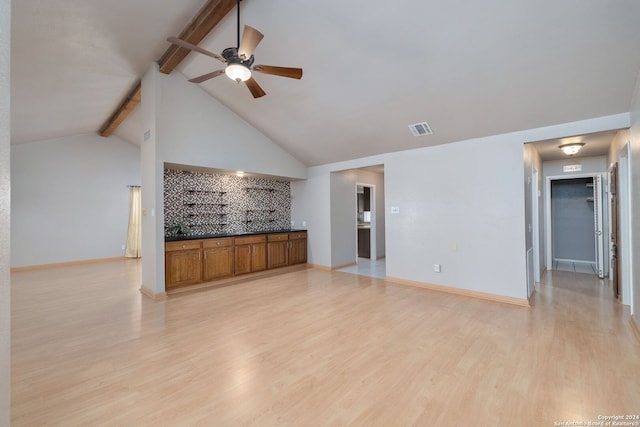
[251,243,267,272]
[203,247,234,281]
[268,241,289,269]
[289,238,307,264]
[358,228,370,258]
[235,245,252,275]
[363,187,371,211]
[165,249,202,288]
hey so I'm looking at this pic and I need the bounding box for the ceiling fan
[167,0,303,99]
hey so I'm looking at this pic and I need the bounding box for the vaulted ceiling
[11,0,640,166]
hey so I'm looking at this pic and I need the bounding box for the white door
[593,175,605,278]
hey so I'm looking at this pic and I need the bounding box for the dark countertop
[165,229,307,242]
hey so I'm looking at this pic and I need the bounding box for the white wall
[0,0,10,422]
[543,156,607,176]
[630,70,640,320]
[608,129,630,162]
[296,113,628,301]
[11,133,140,267]
[385,134,528,299]
[158,71,307,179]
[330,170,357,266]
[140,67,308,293]
[291,169,331,266]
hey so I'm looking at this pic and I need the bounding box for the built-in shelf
[245,187,279,192]
[164,168,292,237]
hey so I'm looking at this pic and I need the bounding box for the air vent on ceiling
[408,121,433,136]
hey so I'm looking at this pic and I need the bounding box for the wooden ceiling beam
[99,81,141,137]
[99,0,236,138]
[158,0,236,74]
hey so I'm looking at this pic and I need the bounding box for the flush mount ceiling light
[559,143,584,156]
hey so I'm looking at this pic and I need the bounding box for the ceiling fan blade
[167,36,226,64]
[188,69,226,83]
[244,77,266,98]
[238,25,264,60]
[253,65,303,80]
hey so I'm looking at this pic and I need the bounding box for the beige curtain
[125,186,142,258]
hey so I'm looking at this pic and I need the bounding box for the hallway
[10,261,640,426]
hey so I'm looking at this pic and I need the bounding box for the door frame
[532,166,541,283]
[544,172,606,272]
[617,143,634,311]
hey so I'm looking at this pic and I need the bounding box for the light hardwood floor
[11,261,640,426]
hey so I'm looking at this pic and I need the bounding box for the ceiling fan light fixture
[559,143,585,156]
[225,63,251,82]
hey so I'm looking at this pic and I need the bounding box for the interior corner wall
[0,0,10,421]
[629,69,640,319]
[10,134,140,267]
[608,129,631,165]
[291,170,331,267]
[330,170,358,267]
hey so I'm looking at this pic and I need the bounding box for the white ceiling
[11,0,640,167]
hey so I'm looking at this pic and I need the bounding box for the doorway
[356,184,375,259]
[545,174,606,277]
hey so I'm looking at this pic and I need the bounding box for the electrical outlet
[121,244,125,250]
[302,220,307,227]
[434,264,441,273]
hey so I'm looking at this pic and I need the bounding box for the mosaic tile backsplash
[164,169,291,236]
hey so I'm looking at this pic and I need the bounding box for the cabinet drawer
[165,240,202,252]
[268,233,289,242]
[289,232,307,240]
[203,238,233,248]
[235,234,266,245]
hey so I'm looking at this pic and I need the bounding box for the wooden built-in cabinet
[203,238,234,281]
[267,233,290,269]
[267,232,308,268]
[165,241,202,288]
[165,231,306,290]
[289,232,308,265]
[234,235,267,275]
